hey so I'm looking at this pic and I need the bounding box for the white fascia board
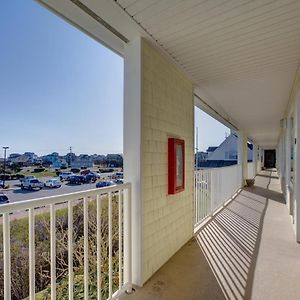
[37,0,128,56]
[37,0,150,56]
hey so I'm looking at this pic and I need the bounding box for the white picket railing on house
[194,164,242,226]
[0,183,132,300]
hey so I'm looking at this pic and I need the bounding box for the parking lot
[1,172,116,203]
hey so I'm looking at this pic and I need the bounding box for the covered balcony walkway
[122,170,300,300]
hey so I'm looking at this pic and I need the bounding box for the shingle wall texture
[141,39,194,282]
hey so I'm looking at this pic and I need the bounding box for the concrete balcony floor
[122,170,300,300]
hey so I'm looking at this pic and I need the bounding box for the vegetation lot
[0,197,122,299]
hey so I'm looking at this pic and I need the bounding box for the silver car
[44,178,62,188]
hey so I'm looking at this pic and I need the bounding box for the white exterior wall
[208,133,252,161]
[124,38,194,285]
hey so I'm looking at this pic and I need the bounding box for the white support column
[238,131,248,186]
[253,144,258,177]
[294,94,300,242]
[285,117,292,213]
[123,37,143,286]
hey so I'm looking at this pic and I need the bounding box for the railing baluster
[108,192,113,298]
[84,197,89,300]
[119,190,123,289]
[124,186,132,293]
[29,208,35,300]
[68,200,73,300]
[0,183,132,300]
[3,212,11,300]
[50,204,56,300]
[96,194,102,300]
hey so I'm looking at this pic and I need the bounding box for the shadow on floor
[195,184,270,299]
[244,185,285,204]
[122,171,282,300]
[255,173,279,180]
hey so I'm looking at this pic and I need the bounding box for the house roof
[198,161,237,168]
[207,147,218,152]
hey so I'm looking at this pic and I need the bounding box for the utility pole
[2,146,9,188]
[68,146,73,166]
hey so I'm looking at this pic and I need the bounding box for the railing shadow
[255,174,279,179]
[194,185,269,300]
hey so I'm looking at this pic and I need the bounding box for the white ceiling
[114,0,300,147]
[40,0,300,147]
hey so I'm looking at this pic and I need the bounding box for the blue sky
[0,1,229,157]
[195,108,230,152]
[0,0,123,156]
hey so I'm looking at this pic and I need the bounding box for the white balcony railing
[194,164,242,226]
[0,183,132,300]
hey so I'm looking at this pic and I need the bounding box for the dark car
[81,169,91,176]
[67,175,86,185]
[96,181,116,188]
[0,194,9,204]
[85,173,97,183]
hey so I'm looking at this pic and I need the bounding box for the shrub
[71,168,80,174]
[15,174,25,179]
[60,166,67,170]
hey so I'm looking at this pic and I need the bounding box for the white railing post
[68,200,74,300]
[3,212,11,300]
[83,197,89,300]
[29,208,35,300]
[124,185,132,293]
[50,204,56,300]
[119,190,123,290]
[96,194,102,300]
[108,192,113,299]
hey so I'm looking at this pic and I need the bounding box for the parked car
[114,179,124,185]
[21,178,43,190]
[20,176,36,184]
[67,175,86,185]
[115,172,124,179]
[44,178,62,188]
[89,171,101,179]
[96,181,116,188]
[0,193,9,204]
[80,169,91,176]
[84,173,97,183]
[60,172,74,181]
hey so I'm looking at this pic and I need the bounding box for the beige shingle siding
[141,39,194,282]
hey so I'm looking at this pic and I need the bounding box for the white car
[20,176,36,184]
[59,172,74,181]
[21,178,44,190]
[44,178,62,188]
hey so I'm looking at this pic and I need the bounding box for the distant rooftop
[206,147,218,152]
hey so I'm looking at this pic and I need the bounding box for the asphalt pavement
[1,172,115,203]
